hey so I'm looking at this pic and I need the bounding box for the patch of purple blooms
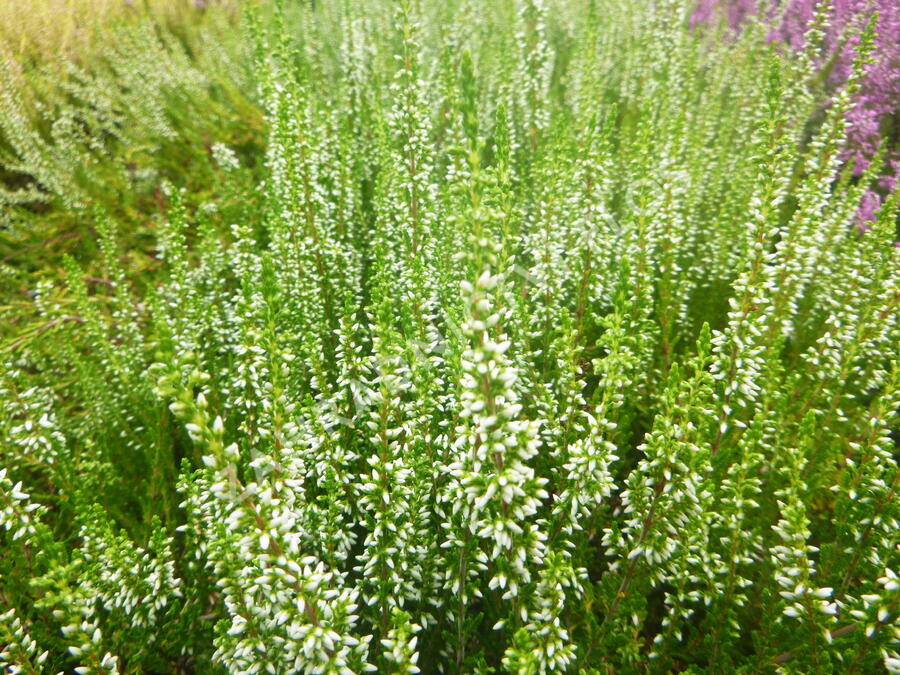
[690,0,758,29]
[692,0,900,228]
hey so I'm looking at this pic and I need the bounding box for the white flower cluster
[0,468,39,543]
[502,552,581,674]
[0,607,49,673]
[211,142,241,172]
[447,270,549,600]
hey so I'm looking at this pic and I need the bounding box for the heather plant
[1,0,899,673]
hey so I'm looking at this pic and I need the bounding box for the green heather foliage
[1,0,899,673]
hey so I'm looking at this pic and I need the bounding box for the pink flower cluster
[692,0,900,228]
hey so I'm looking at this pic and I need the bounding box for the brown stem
[771,624,855,665]
[5,315,85,352]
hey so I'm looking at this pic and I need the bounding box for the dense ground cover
[1,0,898,672]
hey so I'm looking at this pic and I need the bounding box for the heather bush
[1,0,898,673]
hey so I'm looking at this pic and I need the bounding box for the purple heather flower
[690,0,759,31]
[855,189,882,229]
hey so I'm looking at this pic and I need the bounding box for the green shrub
[1,0,898,673]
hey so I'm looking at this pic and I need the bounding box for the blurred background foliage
[0,0,270,350]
